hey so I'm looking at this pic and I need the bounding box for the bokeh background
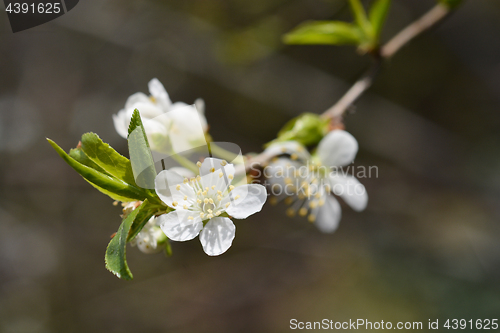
[1,0,500,332]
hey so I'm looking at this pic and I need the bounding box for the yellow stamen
[299,207,308,216]
[196,161,202,167]
[308,215,316,223]
[207,214,214,219]
[225,203,230,208]
[235,195,240,200]
[204,198,209,204]
[188,216,194,220]
[210,167,215,173]
[221,160,227,166]
[291,153,298,160]
[219,172,223,178]
[176,185,181,190]
[172,201,178,207]
[228,174,234,180]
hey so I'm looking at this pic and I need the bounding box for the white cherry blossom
[155,158,267,256]
[130,217,167,254]
[265,130,367,233]
[113,78,208,153]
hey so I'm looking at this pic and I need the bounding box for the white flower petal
[199,217,235,256]
[125,92,150,110]
[158,212,203,242]
[317,130,358,167]
[155,170,195,207]
[200,157,236,178]
[148,78,171,110]
[112,111,130,139]
[315,195,342,233]
[226,184,267,219]
[264,141,311,161]
[168,167,195,179]
[329,174,368,212]
[167,104,208,153]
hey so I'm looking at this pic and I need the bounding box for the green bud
[266,113,329,147]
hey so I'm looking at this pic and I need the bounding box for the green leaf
[48,139,148,201]
[69,146,109,175]
[105,199,149,280]
[127,201,159,242]
[80,132,137,186]
[369,0,391,40]
[438,0,462,9]
[283,21,364,45]
[70,145,137,202]
[127,110,157,190]
[348,0,372,34]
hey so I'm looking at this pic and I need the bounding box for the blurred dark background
[1,0,500,332]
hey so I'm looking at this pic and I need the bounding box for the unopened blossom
[113,78,208,153]
[264,130,367,233]
[155,158,267,256]
[130,217,167,254]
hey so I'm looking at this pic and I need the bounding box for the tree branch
[243,3,453,173]
[321,3,451,120]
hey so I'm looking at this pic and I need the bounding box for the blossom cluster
[112,79,368,257]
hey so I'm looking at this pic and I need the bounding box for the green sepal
[127,110,157,190]
[80,132,138,187]
[283,21,365,45]
[48,139,148,201]
[105,199,148,280]
[265,113,329,147]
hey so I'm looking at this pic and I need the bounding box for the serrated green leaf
[369,0,391,40]
[283,21,364,45]
[69,146,109,175]
[48,139,148,201]
[348,0,372,34]
[127,110,157,190]
[81,132,137,186]
[105,200,149,280]
[70,146,137,202]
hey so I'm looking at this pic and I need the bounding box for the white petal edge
[155,169,186,207]
[158,211,203,242]
[317,130,358,167]
[199,217,236,256]
[226,184,267,219]
[315,195,342,233]
[329,174,368,212]
[148,78,171,110]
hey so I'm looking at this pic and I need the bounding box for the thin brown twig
[243,3,452,173]
[321,3,451,120]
